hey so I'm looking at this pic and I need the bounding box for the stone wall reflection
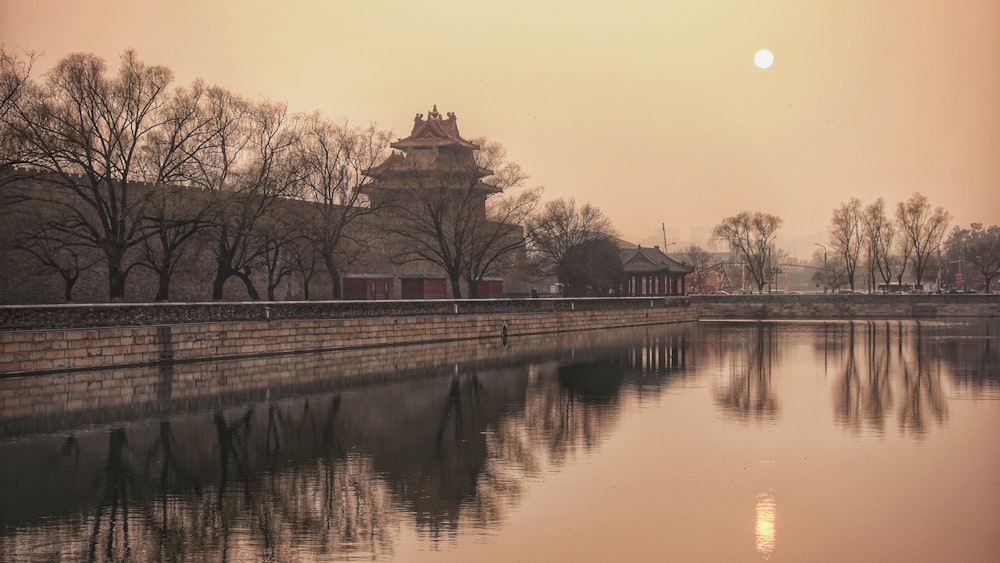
[0,325,690,562]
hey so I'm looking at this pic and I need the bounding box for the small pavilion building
[621,245,693,296]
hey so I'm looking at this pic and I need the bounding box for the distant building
[400,273,450,299]
[341,274,394,300]
[620,245,693,296]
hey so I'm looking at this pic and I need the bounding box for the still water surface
[1,319,998,562]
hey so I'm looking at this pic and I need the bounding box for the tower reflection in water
[755,490,777,559]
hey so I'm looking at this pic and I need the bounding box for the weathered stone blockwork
[0,324,677,426]
[691,293,1000,319]
[0,298,696,376]
[1,294,996,379]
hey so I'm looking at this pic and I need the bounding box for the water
[1,319,998,562]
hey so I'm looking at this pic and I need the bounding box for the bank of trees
[0,50,388,300]
[821,192,957,292]
[0,49,564,302]
[524,198,622,296]
[712,211,783,293]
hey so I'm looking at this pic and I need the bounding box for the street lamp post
[814,242,828,293]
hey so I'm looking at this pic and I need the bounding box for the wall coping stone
[0,294,996,331]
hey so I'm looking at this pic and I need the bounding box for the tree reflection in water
[829,321,948,437]
[0,323,826,562]
[3,321,993,561]
[713,323,781,423]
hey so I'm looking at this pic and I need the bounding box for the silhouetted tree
[712,211,782,293]
[201,98,305,300]
[463,182,541,298]
[896,192,950,286]
[556,238,625,296]
[12,208,99,302]
[945,223,1000,292]
[386,137,532,298]
[6,50,182,300]
[862,198,896,292]
[134,80,220,300]
[829,197,863,291]
[526,198,617,277]
[0,48,34,183]
[297,117,392,298]
[681,243,714,293]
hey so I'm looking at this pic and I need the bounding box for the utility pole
[815,242,828,293]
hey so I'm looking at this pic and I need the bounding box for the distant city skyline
[2,0,997,258]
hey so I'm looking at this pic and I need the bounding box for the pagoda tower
[364,106,499,217]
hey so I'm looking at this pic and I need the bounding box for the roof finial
[428,104,441,119]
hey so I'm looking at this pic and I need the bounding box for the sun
[754,49,774,69]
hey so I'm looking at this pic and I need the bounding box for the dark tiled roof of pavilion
[621,245,694,274]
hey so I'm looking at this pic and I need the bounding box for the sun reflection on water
[755,490,777,559]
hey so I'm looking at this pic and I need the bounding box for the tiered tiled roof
[391,105,479,151]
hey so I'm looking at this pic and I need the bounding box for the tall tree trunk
[212,263,230,300]
[449,272,463,298]
[235,271,261,301]
[108,262,127,302]
[155,244,174,301]
[466,277,480,299]
[63,275,77,303]
[156,269,171,301]
[323,254,341,299]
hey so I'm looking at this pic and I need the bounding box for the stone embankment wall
[0,324,685,429]
[0,294,996,378]
[0,298,695,376]
[691,293,1000,319]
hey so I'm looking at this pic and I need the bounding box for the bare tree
[712,211,782,293]
[12,206,99,302]
[557,238,625,296]
[945,223,1000,292]
[384,133,531,298]
[862,199,896,292]
[0,47,35,182]
[896,192,950,286]
[297,117,392,298]
[256,209,304,301]
[862,198,909,289]
[131,80,224,300]
[829,198,863,291]
[7,50,182,300]
[526,198,617,277]
[681,243,715,294]
[137,184,212,300]
[199,97,305,300]
[464,184,541,297]
[287,236,322,300]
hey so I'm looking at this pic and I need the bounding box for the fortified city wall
[0,294,995,379]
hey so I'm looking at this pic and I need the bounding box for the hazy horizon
[2,0,997,258]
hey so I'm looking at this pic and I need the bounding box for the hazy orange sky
[2,0,998,256]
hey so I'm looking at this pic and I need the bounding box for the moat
[1,319,998,562]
